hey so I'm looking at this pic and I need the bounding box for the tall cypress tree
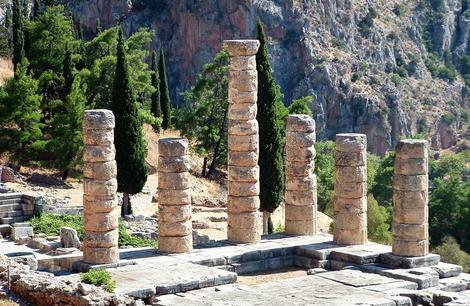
[150,51,161,121]
[12,0,25,74]
[158,47,171,129]
[111,28,148,216]
[95,18,102,34]
[256,19,285,234]
[33,0,41,20]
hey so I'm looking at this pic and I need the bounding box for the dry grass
[0,57,13,86]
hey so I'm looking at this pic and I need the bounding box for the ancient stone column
[392,140,429,257]
[83,110,119,264]
[333,133,368,245]
[285,115,317,235]
[223,39,261,243]
[158,138,193,253]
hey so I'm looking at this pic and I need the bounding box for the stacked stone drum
[392,139,429,257]
[223,39,261,243]
[333,133,368,245]
[83,110,119,264]
[158,138,193,253]
[285,115,317,235]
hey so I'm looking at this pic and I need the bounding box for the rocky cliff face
[66,0,469,154]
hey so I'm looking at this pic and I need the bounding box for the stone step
[0,210,24,218]
[438,273,470,292]
[0,203,23,213]
[429,262,463,279]
[0,215,33,225]
[0,193,24,200]
[0,199,22,205]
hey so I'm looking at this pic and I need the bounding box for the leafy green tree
[288,96,313,116]
[315,141,336,212]
[0,59,42,166]
[434,236,470,272]
[150,51,161,121]
[367,195,392,244]
[177,51,229,177]
[12,0,25,74]
[158,48,171,129]
[33,0,41,20]
[256,19,285,233]
[62,46,73,98]
[111,28,147,216]
[371,152,395,208]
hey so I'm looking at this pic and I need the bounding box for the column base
[380,252,440,268]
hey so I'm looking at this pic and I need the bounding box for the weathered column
[83,110,119,264]
[333,133,368,245]
[158,138,193,253]
[285,115,317,235]
[392,140,429,257]
[223,39,261,243]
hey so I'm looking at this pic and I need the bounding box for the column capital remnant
[223,40,260,57]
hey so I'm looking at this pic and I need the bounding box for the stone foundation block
[159,205,192,222]
[228,119,258,136]
[335,151,366,167]
[335,166,366,183]
[285,204,315,221]
[83,178,117,197]
[228,166,259,182]
[334,182,366,199]
[83,195,117,213]
[336,134,366,152]
[84,209,119,232]
[228,151,258,167]
[83,161,117,180]
[158,172,191,190]
[286,174,316,191]
[228,181,260,197]
[84,246,119,264]
[158,138,188,157]
[285,160,314,177]
[286,131,316,147]
[392,239,429,257]
[227,196,260,213]
[227,212,261,229]
[285,145,316,161]
[394,174,428,191]
[158,156,191,173]
[285,190,316,206]
[83,128,114,146]
[285,220,316,236]
[83,146,115,162]
[84,229,119,248]
[333,227,367,245]
[286,115,315,133]
[158,189,191,205]
[158,235,193,253]
[159,220,192,237]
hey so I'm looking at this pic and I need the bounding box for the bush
[118,222,157,248]
[434,236,470,272]
[367,195,392,245]
[331,37,348,50]
[288,96,313,116]
[390,73,402,86]
[80,269,117,292]
[358,7,378,36]
[393,4,405,16]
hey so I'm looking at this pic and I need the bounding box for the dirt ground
[0,58,13,86]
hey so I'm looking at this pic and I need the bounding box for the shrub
[288,96,313,116]
[434,236,470,272]
[80,269,117,292]
[358,7,378,36]
[30,214,84,239]
[390,73,402,86]
[118,222,156,248]
[331,37,348,50]
[393,4,405,16]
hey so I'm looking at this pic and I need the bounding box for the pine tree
[33,0,41,20]
[150,51,161,123]
[111,28,148,216]
[95,18,102,34]
[12,0,25,74]
[256,19,285,234]
[158,47,171,129]
[62,46,73,98]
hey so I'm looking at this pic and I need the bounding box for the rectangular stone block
[228,90,257,105]
[159,220,192,237]
[285,160,314,177]
[229,70,257,92]
[158,138,188,157]
[227,225,261,243]
[84,208,119,232]
[333,227,367,245]
[336,133,366,152]
[229,55,256,71]
[393,206,428,225]
[334,211,367,231]
[392,239,429,257]
[334,197,367,214]
[394,174,428,191]
[228,119,258,136]
[285,190,316,206]
[228,103,257,121]
[395,139,428,159]
[83,128,114,146]
[286,131,316,147]
[394,157,427,176]
[228,166,259,182]
[227,212,261,229]
[83,195,117,213]
[227,196,259,213]
[285,219,316,236]
[158,235,193,253]
[84,229,119,248]
[335,166,366,183]
[393,190,428,209]
[158,189,191,205]
[83,161,117,180]
[228,181,259,197]
[379,252,440,268]
[83,246,119,264]
[159,205,192,222]
[335,151,366,167]
[83,178,117,197]
[158,156,191,173]
[228,134,258,152]
[393,223,428,241]
[334,181,366,199]
[285,204,316,221]
[158,172,191,190]
[228,150,258,167]
[285,145,316,162]
[286,174,316,192]
[83,145,115,162]
[286,114,315,133]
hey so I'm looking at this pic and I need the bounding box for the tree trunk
[262,211,270,235]
[121,192,130,217]
[61,168,69,181]
[207,105,228,178]
[201,157,208,177]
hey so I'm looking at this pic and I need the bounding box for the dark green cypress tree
[12,0,25,74]
[150,51,161,120]
[111,28,148,216]
[256,19,285,234]
[33,0,41,20]
[95,18,102,34]
[62,46,73,98]
[158,47,171,129]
